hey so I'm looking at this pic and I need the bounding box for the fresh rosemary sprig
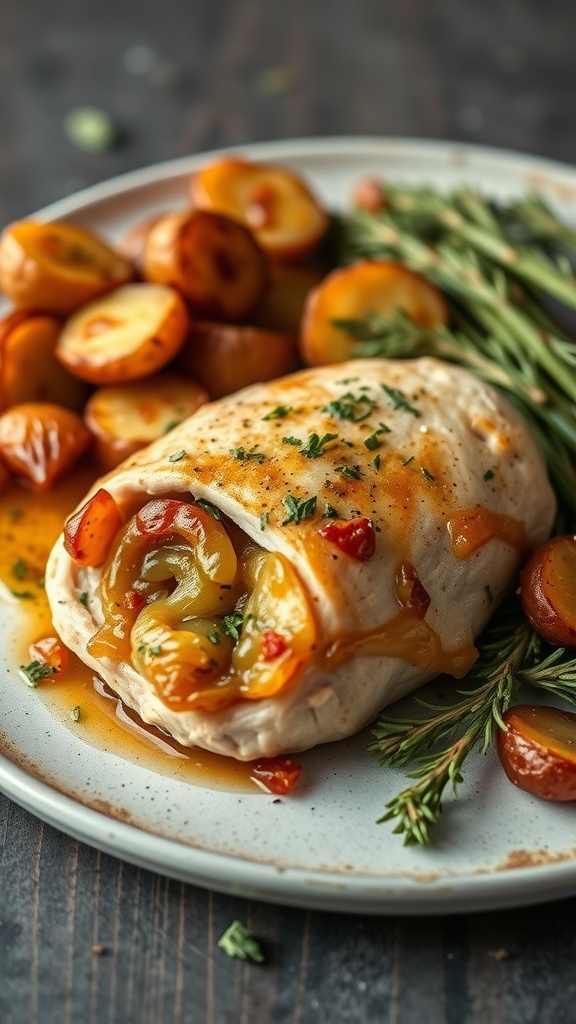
[371,601,576,846]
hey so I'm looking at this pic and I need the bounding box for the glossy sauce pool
[0,465,257,792]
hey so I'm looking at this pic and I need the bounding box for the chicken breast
[46,358,556,760]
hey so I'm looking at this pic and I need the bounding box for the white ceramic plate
[2,137,576,916]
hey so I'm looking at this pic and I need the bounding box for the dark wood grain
[3,0,576,1021]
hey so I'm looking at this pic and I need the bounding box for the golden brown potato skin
[0,310,89,412]
[0,401,91,489]
[0,220,133,315]
[177,321,298,399]
[143,209,268,322]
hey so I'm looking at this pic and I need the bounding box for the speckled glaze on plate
[2,137,576,915]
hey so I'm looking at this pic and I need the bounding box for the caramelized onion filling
[88,498,317,712]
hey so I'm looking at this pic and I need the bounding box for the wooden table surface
[2,1,576,1021]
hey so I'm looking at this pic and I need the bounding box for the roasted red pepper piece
[318,517,376,561]
[250,756,302,795]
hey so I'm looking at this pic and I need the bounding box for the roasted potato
[252,262,324,335]
[0,310,89,411]
[520,535,576,647]
[143,208,268,322]
[300,259,449,366]
[190,157,329,261]
[498,705,576,801]
[0,402,91,489]
[85,372,209,470]
[177,322,298,399]
[56,283,190,385]
[0,220,133,314]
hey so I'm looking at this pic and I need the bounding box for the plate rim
[3,134,576,915]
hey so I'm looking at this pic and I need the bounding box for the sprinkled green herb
[382,385,421,417]
[485,585,494,604]
[336,377,359,385]
[195,499,221,520]
[168,449,186,463]
[70,706,81,722]
[260,511,269,531]
[11,559,27,580]
[263,405,292,420]
[162,419,182,434]
[149,645,163,656]
[207,631,221,645]
[402,456,415,466]
[282,436,302,446]
[299,432,338,459]
[223,612,244,641]
[420,467,436,482]
[364,423,391,450]
[483,469,495,481]
[79,591,89,607]
[36,576,45,589]
[229,446,266,463]
[137,643,147,654]
[217,920,264,963]
[373,454,381,470]
[335,465,362,480]
[11,590,34,599]
[323,504,340,518]
[283,494,317,524]
[322,392,375,422]
[20,661,57,687]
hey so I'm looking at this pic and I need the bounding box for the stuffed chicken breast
[46,358,556,760]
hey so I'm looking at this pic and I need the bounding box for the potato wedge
[0,220,133,314]
[85,372,209,470]
[252,262,324,335]
[177,322,298,399]
[143,209,268,322]
[300,260,449,366]
[190,157,329,261]
[0,310,89,411]
[117,214,162,276]
[0,402,91,489]
[56,283,190,385]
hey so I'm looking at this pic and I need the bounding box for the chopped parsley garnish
[335,465,361,480]
[149,645,163,656]
[207,630,221,645]
[282,436,302,446]
[335,376,359,385]
[217,921,264,963]
[223,612,244,641]
[162,419,182,434]
[382,384,421,417]
[168,449,186,463]
[260,511,269,531]
[11,559,27,580]
[483,469,495,481]
[402,455,415,466]
[11,590,34,599]
[282,494,317,524]
[364,423,391,450]
[195,499,221,520]
[70,706,81,722]
[420,467,436,482]
[20,661,57,687]
[373,454,381,470]
[322,392,375,422]
[323,504,340,518]
[299,432,338,459]
[229,446,266,463]
[263,405,292,420]
[79,591,89,607]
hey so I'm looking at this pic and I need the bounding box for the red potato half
[177,321,298,399]
[0,402,91,490]
[0,310,89,412]
[56,283,190,385]
[85,372,209,470]
[300,259,449,366]
[0,220,133,315]
[190,157,329,261]
[252,262,325,335]
[143,209,268,322]
[498,704,576,801]
[520,535,576,647]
